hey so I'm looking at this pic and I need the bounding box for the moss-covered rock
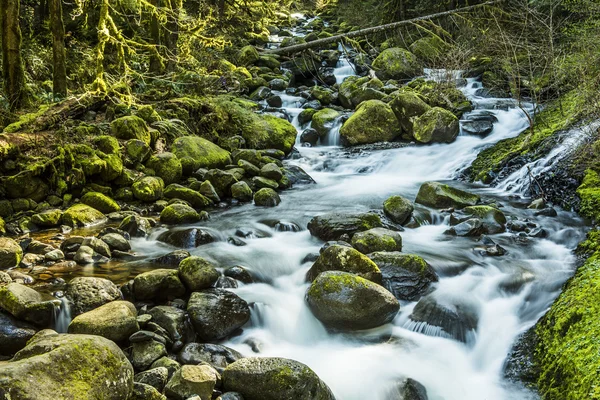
[165,364,219,400]
[310,86,336,105]
[132,176,164,202]
[281,36,306,48]
[2,170,49,202]
[253,188,281,207]
[164,184,212,208]
[0,238,23,269]
[415,181,480,209]
[351,228,403,254]
[372,47,421,81]
[409,79,472,117]
[99,153,124,182]
[65,277,122,315]
[338,76,386,109]
[389,91,431,137]
[238,45,260,66]
[0,283,59,326]
[307,244,382,283]
[222,357,335,400]
[62,204,106,227]
[110,115,151,145]
[0,332,134,399]
[577,169,600,221]
[133,269,186,301]
[31,209,64,228]
[339,100,401,146]
[68,301,139,342]
[413,107,459,144]
[94,135,120,155]
[147,152,182,185]
[311,108,342,137]
[206,169,238,197]
[126,139,152,164]
[231,181,253,202]
[307,212,382,241]
[178,256,220,292]
[462,205,506,234]
[187,289,250,341]
[160,204,201,225]
[135,105,162,124]
[306,271,400,331]
[81,192,121,213]
[410,35,451,63]
[383,195,414,225]
[171,137,231,175]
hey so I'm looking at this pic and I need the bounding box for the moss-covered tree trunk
[0,0,30,110]
[49,0,67,98]
[164,0,182,72]
[149,0,164,74]
[92,0,110,92]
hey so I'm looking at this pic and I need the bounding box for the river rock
[160,204,201,225]
[135,367,169,391]
[217,393,245,400]
[351,228,403,253]
[130,382,166,400]
[462,205,507,234]
[446,218,484,236]
[133,176,164,202]
[74,245,108,264]
[147,306,187,342]
[0,331,134,399]
[307,244,382,283]
[372,47,421,80]
[179,342,243,373]
[311,108,342,137]
[307,212,382,241]
[61,204,106,227]
[0,237,23,269]
[81,192,121,213]
[231,181,253,202]
[0,311,37,356]
[222,357,335,400]
[284,165,316,185]
[178,256,220,291]
[306,271,400,330]
[389,92,431,136]
[413,107,459,144]
[387,378,429,400]
[68,300,139,342]
[82,236,111,258]
[134,269,186,301]
[164,364,220,400]
[415,182,480,209]
[383,195,414,225]
[253,188,281,207]
[0,283,59,326]
[101,233,131,252]
[65,276,121,315]
[187,289,251,341]
[164,184,213,208]
[31,209,64,227]
[224,266,254,284]
[171,136,231,174]
[157,228,216,248]
[339,76,386,109]
[151,250,191,266]
[340,100,401,146]
[369,252,438,301]
[119,215,152,237]
[132,339,168,370]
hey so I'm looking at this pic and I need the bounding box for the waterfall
[53,295,72,333]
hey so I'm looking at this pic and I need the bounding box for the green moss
[160,204,201,224]
[339,76,386,109]
[81,192,120,213]
[146,152,182,185]
[309,272,369,296]
[238,45,260,66]
[3,105,51,133]
[339,100,401,146]
[132,176,164,202]
[62,203,105,227]
[164,184,212,208]
[171,136,231,175]
[372,48,421,81]
[93,135,120,155]
[311,108,341,137]
[110,115,151,145]
[577,170,600,221]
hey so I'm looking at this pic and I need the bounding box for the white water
[53,295,72,333]
[130,30,589,400]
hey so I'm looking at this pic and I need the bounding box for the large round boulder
[415,182,480,209]
[253,188,281,207]
[306,244,382,283]
[0,237,23,269]
[164,184,212,208]
[81,192,121,213]
[132,176,164,202]
[160,204,201,225]
[306,271,400,331]
[311,108,342,138]
[171,136,232,175]
[222,357,335,400]
[372,48,421,80]
[134,269,186,301]
[0,283,59,327]
[147,152,182,185]
[65,277,121,315]
[351,228,403,254]
[178,256,220,291]
[164,364,220,400]
[68,301,139,342]
[187,289,250,341]
[383,195,414,225]
[307,212,382,241]
[389,92,431,137]
[339,100,401,146]
[110,115,151,145]
[61,204,105,227]
[339,76,386,109]
[413,107,459,144]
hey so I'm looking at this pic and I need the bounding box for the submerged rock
[0,311,37,356]
[157,228,216,248]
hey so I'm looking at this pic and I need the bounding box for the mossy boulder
[253,188,281,207]
[99,153,124,182]
[369,252,438,301]
[164,364,220,400]
[94,135,120,155]
[307,244,382,283]
[160,204,201,225]
[2,170,49,202]
[383,195,414,225]
[171,137,232,175]
[310,86,336,105]
[339,76,386,109]
[307,212,382,241]
[413,107,459,144]
[389,91,431,136]
[222,357,335,400]
[178,256,220,292]
[351,228,403,254]
[462,205,506,234]
[238,45,260,66]
[306,271,400,331]
[62,204,106,227]
[30,209,63,227]
[0,238,23,269]
[68,301,139,342]
[147,152,182,185]
[409,79,472,117]
[0,283,59,326]
[65,277,122,315]
[206,169,238,197]
[133,269,186,301]
[409,35,451,63]
[339,100,401,146]
[372,47,421,81]
[126,139,152,164]
[0,332,134,399]
[110,115,152,145]
[135,105,162,124]
[231,181,253,202]
[132,176,164,202]
[281,36,306,48]
[415,182,480,209]
[164,184,212,208]
[81,192,121,213]
[311,108,342,137]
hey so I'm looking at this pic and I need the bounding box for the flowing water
[122,32,591,400]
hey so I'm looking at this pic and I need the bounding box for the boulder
[253,188,281,207]
[389,92,431,136]
[238,45,260,66]
[307,212,382,241]
[160,204,201,225]
[206,169,238,197]
[111,115,151,145]
[187,289,250,341]
[223,357,335,400]
[311,108,342,137]
[410,35,450,63]
[0,283,59,326]
[135,367,169,391]
[132,176,164,202]
[339,76,386,109]
[164,364,220,400]
[306,271,400,330]
[0,237,23,269]
[339,100,400,146]
[409,79,472,117]
[132,339,168,370]
[2,170,49,202]
[130,382,166,400]
[134,269,186,301]
[413,107,459,144]
[462,205,506,234]
[372,48,421,80]
[231,181,253,202]
[252,176,279,190]
[146,306,187,343]
[383,195,414,225]
[68,301,139,342]
[0,332,134,399]
[31,209,64,227]
[119,215,152,237]
[307,244,382,283]
[164,184,212,208]
[369,252,438,301]
[157,228,215,248]
[0,311,37,356]
[386,378,429,400]
[197,180,221,203]
[171,136,231,175]
[126,139,152,164]
[65,276,121,315]
[415,182,480,209]
[102,233,131,252]
[61,204,105,227]
[178,342,243,373]
[178,256,220,291]
[351,228,403,254]
[147,152,182,185]
[260,163,283,181]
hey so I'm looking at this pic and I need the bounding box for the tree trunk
[1,0,30,110]
[149,0,163,74]
[49,0,67,98]
[164,0,181,72]
[33,0,48,36]
[92,0,110,92]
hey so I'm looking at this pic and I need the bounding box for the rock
[0,283,59,326]
[351,228,403,253]
[339,100,401,146]
[307,271,400,330]
[410,34,450,63]
[164,184,212,208]
[132,339,168,370]
[307,244,382,283]
[151,356,181,379]
[413,107,459,144]
[2,171,49,202]
[224,266,253,284]
[160,204,201,224]
[238,45,260,66]
[260,163,283,181]
[300,128,320,146]
[132,176,164,202]
[194,180,220,203]
[157,228,216,248]
[462,119,494,137]
[389,92,431,136]
[151,250,191,266]
[111,115,151,145]
[82,236,111,258]
[102,233,131,252]
[409,294,478,343]
[462,205,506,234]
[0,237,24,269]
[81,192,121,213]
[178,256,220,291]
[310,86,336,105]
[130,382,166,400]
[31,209,64,227]
[387,378,429,400]
[253,188,281,207]
[62,204,105,227]
[135,367,169,392]
[65,276,121,315]
[171,137,231,175]
[415,182,480,209]
[164,364,220,400]
[217,393,245,400]
[311,108,342,137]
[187,289,251,341]
[147,306,187,342]
[372,47,421,80]
[0,332,134,399]
[179,342,243,373]
[222,357,335,400]
[68,300,139,342]
[252,176,279,190]
[307,212,382,241]
[231,181,253,202]
[0,311,37,356]
[134,269,186,301]
[147,152,182,185]
[369,252,438,301]
[119,215,152,237]
[45,249,65,261]
[383,195,414,225]
[206,169,238,197]
[446,218,484,237]
[283,165,315,185]
[338,76,386,109]
[126,139,152,164]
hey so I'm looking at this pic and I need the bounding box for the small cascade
[53,294,72,333]
[321,116,344,146]
[333,44,355,85]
